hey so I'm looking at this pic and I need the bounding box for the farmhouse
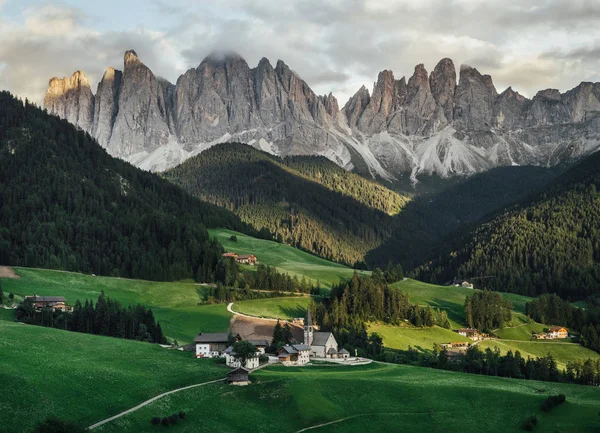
[226,367,250,386]
[277,344,311,365]
[221,252,258,265]
[25,296,72,312]
[247,340,269,354]
[224,345,260,369]
[194,332,240,358]
[449,279,474,289]
[535,326,568,340]
[455,328,482,341]
[304,310,339,358]
[440,342,470,350]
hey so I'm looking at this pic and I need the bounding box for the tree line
[16,292,166,344]
[526,294,600,353]
[465,291,512,331]
[0,91,251,282]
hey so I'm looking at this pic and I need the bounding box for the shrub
[169,414,178,425]
[541,394,567,412]
[151,417,161,425]
[230,235,237,242]
[178,411,186,419]
[161,417,169,426]
[521,415,538,431]
[34,417,85,433]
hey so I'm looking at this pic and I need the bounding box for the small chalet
[440,342,470,350]
[277,344,311,365]
[194,332,240,358]
[227,367,250,386]
[222,252,238,260]
[450,280,474,289]
[535,326,568,340]
[25,296,72,312]
[236,254,257,265]
[454,328,482,341]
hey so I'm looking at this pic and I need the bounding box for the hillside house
[449,279,474,289]
[224,345,260,369]
[194,333,240,358]
[247,340,269,354]
[227,367,250,386]
[535,326,568,340]
[236,254,257,265]
[222,252,238,260]
[277,344,311,365]
[25,296,72,312]
[304,310,339,358]
[440,342,470,350]
[455,328,482,341]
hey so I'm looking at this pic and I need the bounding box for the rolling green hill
[209,228,370,289]
[0,313,227,433]
[0,92,248,282]
[232,296,312,320]
[1,267,231,342]
[94,363,600,433]
[167,143,409,266]
[413,151,600,299]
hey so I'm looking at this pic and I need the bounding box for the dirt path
[0,266,19,279]
[87,378,223,430]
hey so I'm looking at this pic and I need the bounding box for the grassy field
[477,340,600,370]
[368,323,472,351]
[390,279,533,328]
[232,296,312,320]
[209,228,369,289]
[0,314,227,433]
[94,362,600,433]
[0,268,231,342]
[495,323,549,340]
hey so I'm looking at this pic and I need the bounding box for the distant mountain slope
[367,165,562,270]
[0,92,248,281]
[412,151,600,299]
[166,143,409,266]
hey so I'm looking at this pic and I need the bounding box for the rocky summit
[45,51,600,182]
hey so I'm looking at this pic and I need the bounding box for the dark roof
[305,309,313,327]
[292,344,310,351]
[455,328,478,333]
[279,345,297,354]
[193,333,230,343]
[339,348,350,354]
[248,340,269,347]
[327,347,337,354]
[311,332,333,346]
[549,326,567,331]
[227,367,250,376]
[237,254,255,259]
[30,296,67,303]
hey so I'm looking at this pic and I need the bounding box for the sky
[1,0,600,106]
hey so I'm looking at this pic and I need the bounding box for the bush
[178,411,186,419]
[230,235,237,242]
[168,414,178,425]
[161,417,169,426]
[34,417,85,433]
[541,394,566,412]
[521,415,538,431]
[151,417,161,425]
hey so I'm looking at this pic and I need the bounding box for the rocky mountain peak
[124,50,140,65]
[429,58,456,122]
[44,70,94,132]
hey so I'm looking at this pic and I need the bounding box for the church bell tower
[304,309,314,346]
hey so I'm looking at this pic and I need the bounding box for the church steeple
[304,309,314,346]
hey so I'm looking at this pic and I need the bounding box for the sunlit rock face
[45,51,600,183]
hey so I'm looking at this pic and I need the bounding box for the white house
[194,333,240,358]
[247,340,269,354]
[304,310,338,358]
[224,345,260,369]
[277,344,311,366]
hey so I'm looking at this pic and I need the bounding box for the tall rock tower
[304,310,314,346]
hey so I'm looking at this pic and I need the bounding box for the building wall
[297,350,310,365]
[196,343,225,358]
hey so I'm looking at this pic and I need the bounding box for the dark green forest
[411,150,600,299]
[368,166,560,270]
[0,92,249,281]
[166,143,409,266]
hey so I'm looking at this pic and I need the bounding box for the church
[303,310,339,358]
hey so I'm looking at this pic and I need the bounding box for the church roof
[312,332,333,346]
[327,347,337,354]
[305,309,313,327]
[339,348,350,354]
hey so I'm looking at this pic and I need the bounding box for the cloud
[1,0,600,105]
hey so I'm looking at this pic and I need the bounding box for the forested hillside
[368,166,560,270]
[0,92,249,281]
[413,151,600,299]
[166,143,409,266]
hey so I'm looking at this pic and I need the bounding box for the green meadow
[232,296,312,320]
[0,268,231,342]
[367,323,472,351]
[209,228,370,289]
[494,323,549,341]
[94,363,600,433]
[477,340,600,370]
[0,314,227,433]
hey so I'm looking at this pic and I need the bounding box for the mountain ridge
[44,50,600,184]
